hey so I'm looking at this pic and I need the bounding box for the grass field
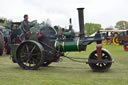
[0,44,128,85]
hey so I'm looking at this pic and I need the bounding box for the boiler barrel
[54,39,80,51]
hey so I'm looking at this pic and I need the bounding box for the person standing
[21,14,34,39]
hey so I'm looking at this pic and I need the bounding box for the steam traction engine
[11,8,113,72]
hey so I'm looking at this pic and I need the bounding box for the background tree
[105,26,114,30]
[115,20,128,30]
[84,23,103,36]
[0,17,12,27]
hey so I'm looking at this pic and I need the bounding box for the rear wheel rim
[16,41,44,70]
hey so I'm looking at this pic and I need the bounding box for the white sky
[0,0,128,31]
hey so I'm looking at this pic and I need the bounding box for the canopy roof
[99,30,127,32]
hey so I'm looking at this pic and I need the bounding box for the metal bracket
[96,44,102,60]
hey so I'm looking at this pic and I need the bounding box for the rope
[63,55,87,63]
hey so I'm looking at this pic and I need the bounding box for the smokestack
[77,8,85,38]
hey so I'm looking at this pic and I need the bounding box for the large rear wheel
[16,40,44,70]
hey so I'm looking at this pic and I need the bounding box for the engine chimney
[77,8,85,38]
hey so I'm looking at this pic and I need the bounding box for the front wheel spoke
[99,63,101,67]
[93,55,98,59]
[103,54,107,59]
[102,63,106,66]
[100,63,104,67]
[96,63,100,67]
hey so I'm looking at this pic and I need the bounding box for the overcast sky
[0,0,128,31]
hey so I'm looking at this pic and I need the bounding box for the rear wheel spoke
[31,53,40,56]
[25,44,29,52]
[29,63,31,67]
[31,45,36,53]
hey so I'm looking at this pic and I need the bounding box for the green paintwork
[55,41,64,51]
[29,32,38,41]
[65,32,71,38]
[10,44,19,63]
[55,39,79,51]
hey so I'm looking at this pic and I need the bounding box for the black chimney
[77,8,85,38]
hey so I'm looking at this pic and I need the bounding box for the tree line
[85,20,128,36]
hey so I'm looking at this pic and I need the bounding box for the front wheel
[88,49,112,72]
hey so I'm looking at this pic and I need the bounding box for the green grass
[0,44,128,85]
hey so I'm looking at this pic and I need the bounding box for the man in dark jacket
[21,14,31,33]
[21,14,34,39]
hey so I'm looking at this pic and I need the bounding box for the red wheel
[124,43,128,51]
